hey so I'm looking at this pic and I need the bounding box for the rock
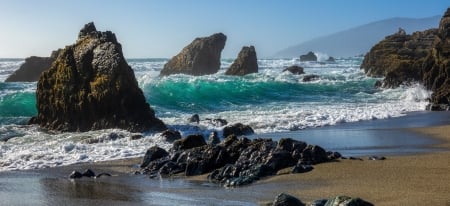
[310,199,328,206]
[300,51,317,61]
[324,196,374,206]
[188,114,200,124]
[82,169,96,177]
[291,164,313,174]
[225,46,258,76]
[327,56,336,62]
[173,134,206,151]
[207,131,221,145]
[160,129,182,142]
[272,193,305,206]
[422,8,450,107]
[282,65,305,75]
[5,50,60,82]
[69,171,83,179]
[300,145,328,165]
[368,156,386,161]
[130,134,143,140]
[95,173,112,178]
[29,22,166,132]
[222,123,254,137]
[141,146,169,168]
[373,80,382,88]
[205,118,228,127]
[160,33,226,76]
[303,74,320,82]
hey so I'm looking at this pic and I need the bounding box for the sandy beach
[255,125,450,205]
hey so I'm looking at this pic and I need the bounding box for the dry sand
[256,125,450,205]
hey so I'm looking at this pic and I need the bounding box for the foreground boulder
[29,22,166,132]
[282,65,305,75]
[5,50,60,82]
[272,193,305,206]
[225,46,258,76]
[222,123,254,137]
[140,137,340,187]
[160,33,226,76]
[270,194,373,206]
[300,51,317,61]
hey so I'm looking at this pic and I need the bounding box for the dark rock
[303,74,320,82]
[160,33,226,76]
[222,123,254,137]
[327,56,336,62]
[225,46,258,76]
[205,118,228,127]
[207,131,221,145]
[426,103,450,111]
[368,156,386,161]
[327,151,342,160]
[82,169,96,177]
[349,157,363,161]
[272,193,305,206]
[69,171,83,179]
[291,164,313,174]
[160,129,182,142]
[173,134,206,151]
[141,146,169,168]
[5,52,59,82]
[130,134,143,140]
[188,114,200,124]
[324,195,374,206]
[282,66,305,75]
[374,80,382,88]
[300,51,317,61]
[300,145,328,164]
[29,22,166,133]
[95,173,112,178]
[310,199,328,206]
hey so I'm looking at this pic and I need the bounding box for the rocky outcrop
[361,28,437,88]
[222,123,254,137]
[422,8,450,108]
[270,194,373,206]
[300,51,317,61]
[361,8,450,109]
[282,65,305,75]
[225,46,258,76]
[140,137,340,187]
[160,33,226,76]
[5,50,60,82]
[29,22,166,132]
[303,74,320,82]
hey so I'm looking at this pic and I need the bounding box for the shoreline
[1,114,450,205]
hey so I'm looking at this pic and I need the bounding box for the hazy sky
[0,0,447,58]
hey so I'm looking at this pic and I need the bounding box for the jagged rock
[160,129,182,142]
[5,50,60,82]
[188,114,200,124]
[282,65,305,75]
[324,196,374,206]
[225,46,258,76]
[422,8,450,107]
[69,171,83,179]
[272,193,305,206]
[173,134,206,151]
[222,123,254,137]
[160,33,226,76]
[141,136,340,187]
[29,22,166,132]
[291,164,313,174]
[300,51,317,61]
[82,169,96,177]
[303,74,320,82]
[141,146,169,168]
[207,131,221,145]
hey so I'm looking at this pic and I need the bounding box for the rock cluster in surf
[300,51,318,61]
[30,22,166,132]
[361,8,450,110]
[225,46,258,76]
[160,33,227,76]
[5,50,60,82]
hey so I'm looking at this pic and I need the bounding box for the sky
[0,0,448,58]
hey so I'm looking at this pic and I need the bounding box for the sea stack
[225,46,258,76]
[300,51,317,61]
[5,50,60,82]
[160,33,227,76]
[30,22,166,132]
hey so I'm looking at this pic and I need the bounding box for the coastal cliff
[30,22,166,132]
[361,8,450,109]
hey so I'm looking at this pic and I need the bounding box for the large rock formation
[422,8,450,108]
[361,8,450,109]
[225,46,258,76]
[160,33,226,76]
[5,50,60,82]
[29,22,166,132]
[300,51,317,61]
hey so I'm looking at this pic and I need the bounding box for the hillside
[274,16,440,58]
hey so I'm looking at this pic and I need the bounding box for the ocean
[0,56,434,172]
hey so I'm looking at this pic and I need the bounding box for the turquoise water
[0,57,434,171]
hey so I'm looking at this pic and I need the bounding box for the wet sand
[256,125,450,205]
